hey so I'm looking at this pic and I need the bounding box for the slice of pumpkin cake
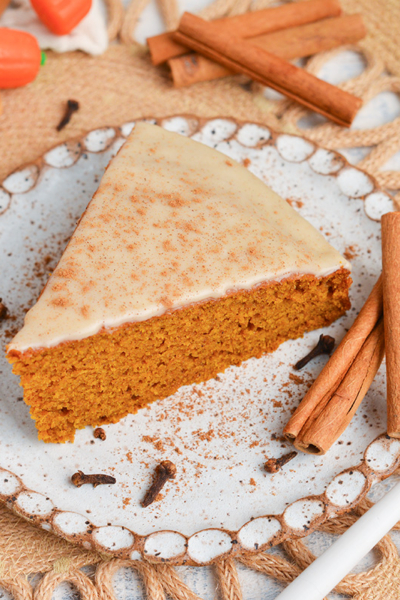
[7,122,351,443]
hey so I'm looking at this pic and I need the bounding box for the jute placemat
[1,0,400,598]
[0,0,399,196]
[1,497,400,599]
[0,45,278,183]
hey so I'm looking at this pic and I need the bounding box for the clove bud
[57,99,80,132]
[294,334,335,370]
[0,298,8,321]
[142,460,176,508]
[265,451,297,473]
[71,470,116,488]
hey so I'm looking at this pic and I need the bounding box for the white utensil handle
[275,479,400,600]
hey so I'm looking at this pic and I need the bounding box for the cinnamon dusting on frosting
[51,297,70,307]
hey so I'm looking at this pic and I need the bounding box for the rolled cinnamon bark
[169,15,366,87]
[382,212,400,438]
[294,318,385,454]
[174,12,362,127]
[284,276,383,444]
[148,0,342,65]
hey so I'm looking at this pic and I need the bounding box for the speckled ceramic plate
[0,116,398,565]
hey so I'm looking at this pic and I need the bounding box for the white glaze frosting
[8,123,350,353]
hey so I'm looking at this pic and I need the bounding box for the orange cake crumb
[8,269,350,443]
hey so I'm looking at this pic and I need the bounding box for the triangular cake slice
[7,123,351,443]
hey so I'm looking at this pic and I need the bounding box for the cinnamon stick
[382,213,400,438]
[148,0,342,65]
[169,15,366,88]
[173,12,362,127]
[284,276,383,444]
[294,318,385,454]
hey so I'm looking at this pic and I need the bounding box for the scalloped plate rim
[0,115,397,565]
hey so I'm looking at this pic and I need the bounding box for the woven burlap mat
[0,0,399,196]
[1,0,400,598]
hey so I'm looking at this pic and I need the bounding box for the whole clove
[0,298,8,321]
[57,99,80,132]
[94,427,106,441]
[142,460,176,508]
[71,470,116,488]
[294,334,335,370]
[264,451,297,473]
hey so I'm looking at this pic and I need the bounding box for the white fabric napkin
[0,0,108,55]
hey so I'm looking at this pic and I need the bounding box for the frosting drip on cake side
[8,123,350,352]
